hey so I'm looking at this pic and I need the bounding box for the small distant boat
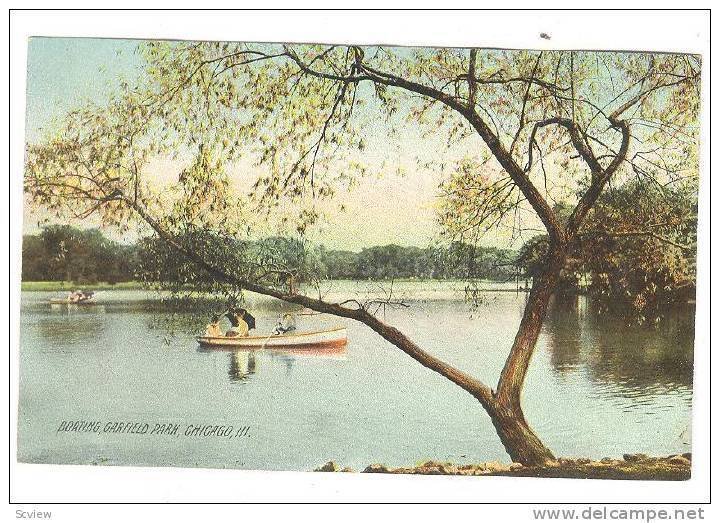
[49,291,97,305]
[197,326,347,350]
[49,297,98,305]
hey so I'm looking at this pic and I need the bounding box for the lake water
[17,282,695,471]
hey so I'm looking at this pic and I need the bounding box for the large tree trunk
[364,307,559,466]
[488,401,556,466]
[497,258,563,410]
[490,244,567,465]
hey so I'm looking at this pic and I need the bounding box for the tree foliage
[22,225,137,284]
[23,40,701,466]
[26,43,700,267]
[581,180,697,322]
[515,180,697,322]
[136,234,518,289]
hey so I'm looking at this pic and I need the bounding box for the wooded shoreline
[21,281,144,291]
[20,278,525,293]
[22,226,520,286]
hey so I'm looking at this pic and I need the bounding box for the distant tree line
[316,242,516,281]
[24,179,698,326]
[22,225,519,284]
[22,225,138,284]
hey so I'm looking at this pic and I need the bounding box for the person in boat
[204,315,223,338]
[241,308,256,331]
[68,289,86,303]
[272,313,297,335]
[225,307,256,337]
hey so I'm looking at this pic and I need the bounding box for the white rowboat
[49,298,97,305]
[197,326,347,350]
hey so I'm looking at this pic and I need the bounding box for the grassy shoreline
[21,278,521,293]
[21,281,145,291]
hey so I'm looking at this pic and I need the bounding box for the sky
[23,37,514,251]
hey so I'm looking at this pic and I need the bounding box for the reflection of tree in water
[228,351,257,383]
[35,306,107,345]
[544,296,585,373]
[545,296,694,395]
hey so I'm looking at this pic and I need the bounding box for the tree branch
[467,48,478,107]
[566,118,631,237]
[525,117,602,176]
[119,191,497,409]
[352,58,566,245]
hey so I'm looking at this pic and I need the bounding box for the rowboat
[197,326,347,350]
[49,298,97,305]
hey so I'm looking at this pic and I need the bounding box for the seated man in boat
[272,313,297,335]
[204,315,223,338]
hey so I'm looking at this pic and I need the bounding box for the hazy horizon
[23,37,535,251]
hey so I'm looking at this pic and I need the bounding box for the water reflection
[545,297,584,373]
[268,352,295,375]
[196,345,348,383]
[19,289,695,466]
[229,351,257,382]
[33,308,107,347]
[48,303,107,314]
[545,296,694,396]
[29,291,693,399]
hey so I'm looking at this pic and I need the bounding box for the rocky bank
[314,453,691,480]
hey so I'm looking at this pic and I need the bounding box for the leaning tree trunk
[488,401,556,466]
[489,244,567,466]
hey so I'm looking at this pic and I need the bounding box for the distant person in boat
[273,313,297,335]
[204,315,223,338]
[68,290,90,303]
[225,307,255,337]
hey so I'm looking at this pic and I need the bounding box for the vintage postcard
[19,34,699,483]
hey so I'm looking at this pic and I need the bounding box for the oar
[260,331,278,350]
